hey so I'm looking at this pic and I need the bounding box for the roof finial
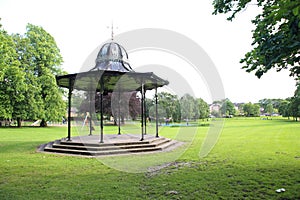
[107,22,118,41]
[111,21,114,41]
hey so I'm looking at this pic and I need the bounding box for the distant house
[233,103,240,111]
[233,103,244,116]
[209,104,221,113]
[260,107,265,115]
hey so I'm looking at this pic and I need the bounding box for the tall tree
[196,98,210,119]
[279,99,291,118]
[172,98,181,122]
[1,23,66,127]
[220,98,236,116]
[12,33,44,126]
[0,25,26,126]
[243,102,261,117]
[157,92,180,121]
[180,94,194,124]
[213,0,300,79]
[289,80,300,121]
[25,24,65,126]
[265,103,274,115]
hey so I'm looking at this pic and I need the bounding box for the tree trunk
[17,118,22,127]
[40,119,47,127]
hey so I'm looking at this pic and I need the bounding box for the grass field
[0,118,299,199]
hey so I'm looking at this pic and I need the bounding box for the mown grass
[0,118,299,199]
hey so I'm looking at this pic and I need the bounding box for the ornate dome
[91,42,133,72]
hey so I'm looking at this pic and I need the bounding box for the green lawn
[0,118,299,199]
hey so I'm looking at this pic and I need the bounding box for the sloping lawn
[0,118,299,199]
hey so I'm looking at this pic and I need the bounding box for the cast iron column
[155,86,159,138]
[89,91,92,136]
[100,92,104,143]
[67,79,72,141]
[118,89,121,135]
[144,89,147,135]
[99,79,104,143]
[140,83,144,141]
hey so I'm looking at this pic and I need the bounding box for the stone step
[57,137,169,150]
[150,137,166,143]
[40,136,179,157]
[52,142,159,151]
[49,138,170,153]
[158,139,179,150]
[44,145,164,156]
[44,146,93,155]
[60,140,152,147]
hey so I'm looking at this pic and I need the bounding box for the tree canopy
[220,98,236,116]
[289,80,300,120]
[213,0,300,79]
[0,28,26,125]
[195,98,210,119]
[154,92,181,122]
[145,92,209,123]
[180,94,195,121]
[0,22,66,126]
[243,102,261,117]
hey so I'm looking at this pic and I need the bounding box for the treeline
[210,87,300,121]
[145,92,209,122]
[74,88,300,123]
[71,91,210,124]
[258,97,300,120]
[255,95,300,120]
[0,22,65,126]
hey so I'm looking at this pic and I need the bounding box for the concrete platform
[38,134,181,157]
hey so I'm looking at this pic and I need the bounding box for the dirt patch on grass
[146,161,206,177]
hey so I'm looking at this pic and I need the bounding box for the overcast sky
[0,0,297,103]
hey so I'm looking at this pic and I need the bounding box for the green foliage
[276,81,300,120]
[289,80,300,120]
[195,98,210,119]
[259,98,283,111]
[265,103,274,114]
[180,94,194,120]
[146,92,209,122]
[0,27,26,123]
[279,99,291,117]
[220,98,236,116]
[157,92,181,121]
[212,99,236,117]
[11,33,44,123]
[0,22,66,126]
[211,110,222,118]
[213,0,300,79]
[25,24,65,124]
[25,24,63,75]
[243,102,261,117]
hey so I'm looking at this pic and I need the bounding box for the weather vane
[107,22,118,41]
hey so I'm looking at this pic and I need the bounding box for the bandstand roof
[56,40,168,92]
[56,70,169,92]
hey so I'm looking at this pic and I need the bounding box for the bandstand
[56,40,169,143]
